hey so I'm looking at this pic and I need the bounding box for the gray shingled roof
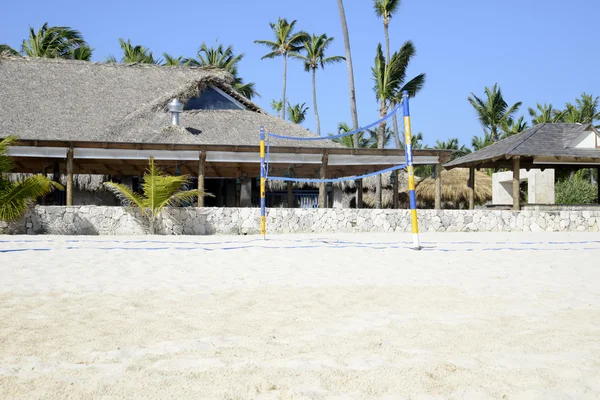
[445,123,600,168]
[0,55,335,148]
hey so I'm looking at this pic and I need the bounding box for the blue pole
[402,91,421,250]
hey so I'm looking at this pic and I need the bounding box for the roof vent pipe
[168,98,184,126]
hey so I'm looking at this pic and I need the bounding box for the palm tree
[0,136,62,222]
[337,0,360,147]
[468,84,522,142]
[255,18,308,120]
[331,122,370,148]
[372,42,426,208]
[184,41,242,69]
[69,44,93,61]
[501,116,528,138]
[290,34,344,135]
[162,53,183,66]
[0,44,20,56]
[374,0,404,148]
[287,102,309,124]
[471,131,494,151]
[21,23,88,59]
[528,103,566,124]
[398,132,425,150]
[104,157,210,234]
[562,93,600,127]
[107,38,158,64]
[184,41,259,100]
[434,137,471,160]
[271,99,283,118]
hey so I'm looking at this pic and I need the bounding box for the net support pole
[259,127,267,238]
[402,91,421,250]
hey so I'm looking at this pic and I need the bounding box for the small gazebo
[445,123,600,209]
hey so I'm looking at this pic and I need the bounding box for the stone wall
[1,206,599,235]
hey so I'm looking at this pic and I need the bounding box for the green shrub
[555,177,598,204]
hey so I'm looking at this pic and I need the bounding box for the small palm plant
[104,157,211,234]
[0,136,63,222]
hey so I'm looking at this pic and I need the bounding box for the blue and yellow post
[402,91,421,250]
[259,126,267,238]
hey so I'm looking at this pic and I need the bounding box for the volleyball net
[259,90,420,249]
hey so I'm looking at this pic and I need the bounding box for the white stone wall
[1,206,599,235]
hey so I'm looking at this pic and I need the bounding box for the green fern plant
[0,136,63,222]
[104,157,212,234]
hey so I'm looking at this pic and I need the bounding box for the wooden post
[197,151,206,207]
[66,147,74,206]
[468,167,475,210]
[287,182,293,208]
[356,180,363,209]
[434,163,442,210]
[318,153,328,209]
[392,170,399,209]
[512,157,521,211]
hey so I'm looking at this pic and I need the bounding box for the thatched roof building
[410,169,492,209]
[0,56,330,148]
[0,55,452,208]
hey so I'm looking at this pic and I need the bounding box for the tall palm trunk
[282,53,288,120]
[337,0,359,146]
[312,68,321,135]
[383,19,402,149]
[376,104,387,209]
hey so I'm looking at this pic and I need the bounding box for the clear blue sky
[2,0,599,148]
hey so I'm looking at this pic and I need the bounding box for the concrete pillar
[318,153,328,209]
[240,177,252,207]
[435,163,442,210]
[597,168,600,204]
[287,182,293,208]
[512,157,521,211]
[468,167,475,210]
[66,147,74,206]
[197,151,206,207]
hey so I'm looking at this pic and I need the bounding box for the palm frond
[104,182,147,212]
[0,175,62,222]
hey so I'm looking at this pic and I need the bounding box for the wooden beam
[356,180,363,209]
[198,151,206,207]
[513,157,521,211]
[468,167,475,210]
[66,147,74,206]
[287,182,293,208]
[435,163,442,210]
[318,153,328,209]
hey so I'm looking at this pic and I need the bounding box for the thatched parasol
[404,168,492,209]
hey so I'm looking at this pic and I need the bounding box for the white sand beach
[0,232,599,399]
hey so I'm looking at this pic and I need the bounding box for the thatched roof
[410,168,492,207]
[0,55,334,148]
[8,173,107,191]
[445,123,600,169]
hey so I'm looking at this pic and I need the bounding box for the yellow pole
[259,127,266,238]
[402,91,421,250]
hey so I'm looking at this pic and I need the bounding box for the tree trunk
[337,0,359,145]
[376,105,387,209]
[384,21,402,149]
[312,68,321,136]
[282,53,287,120]
[149,216,156,235]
